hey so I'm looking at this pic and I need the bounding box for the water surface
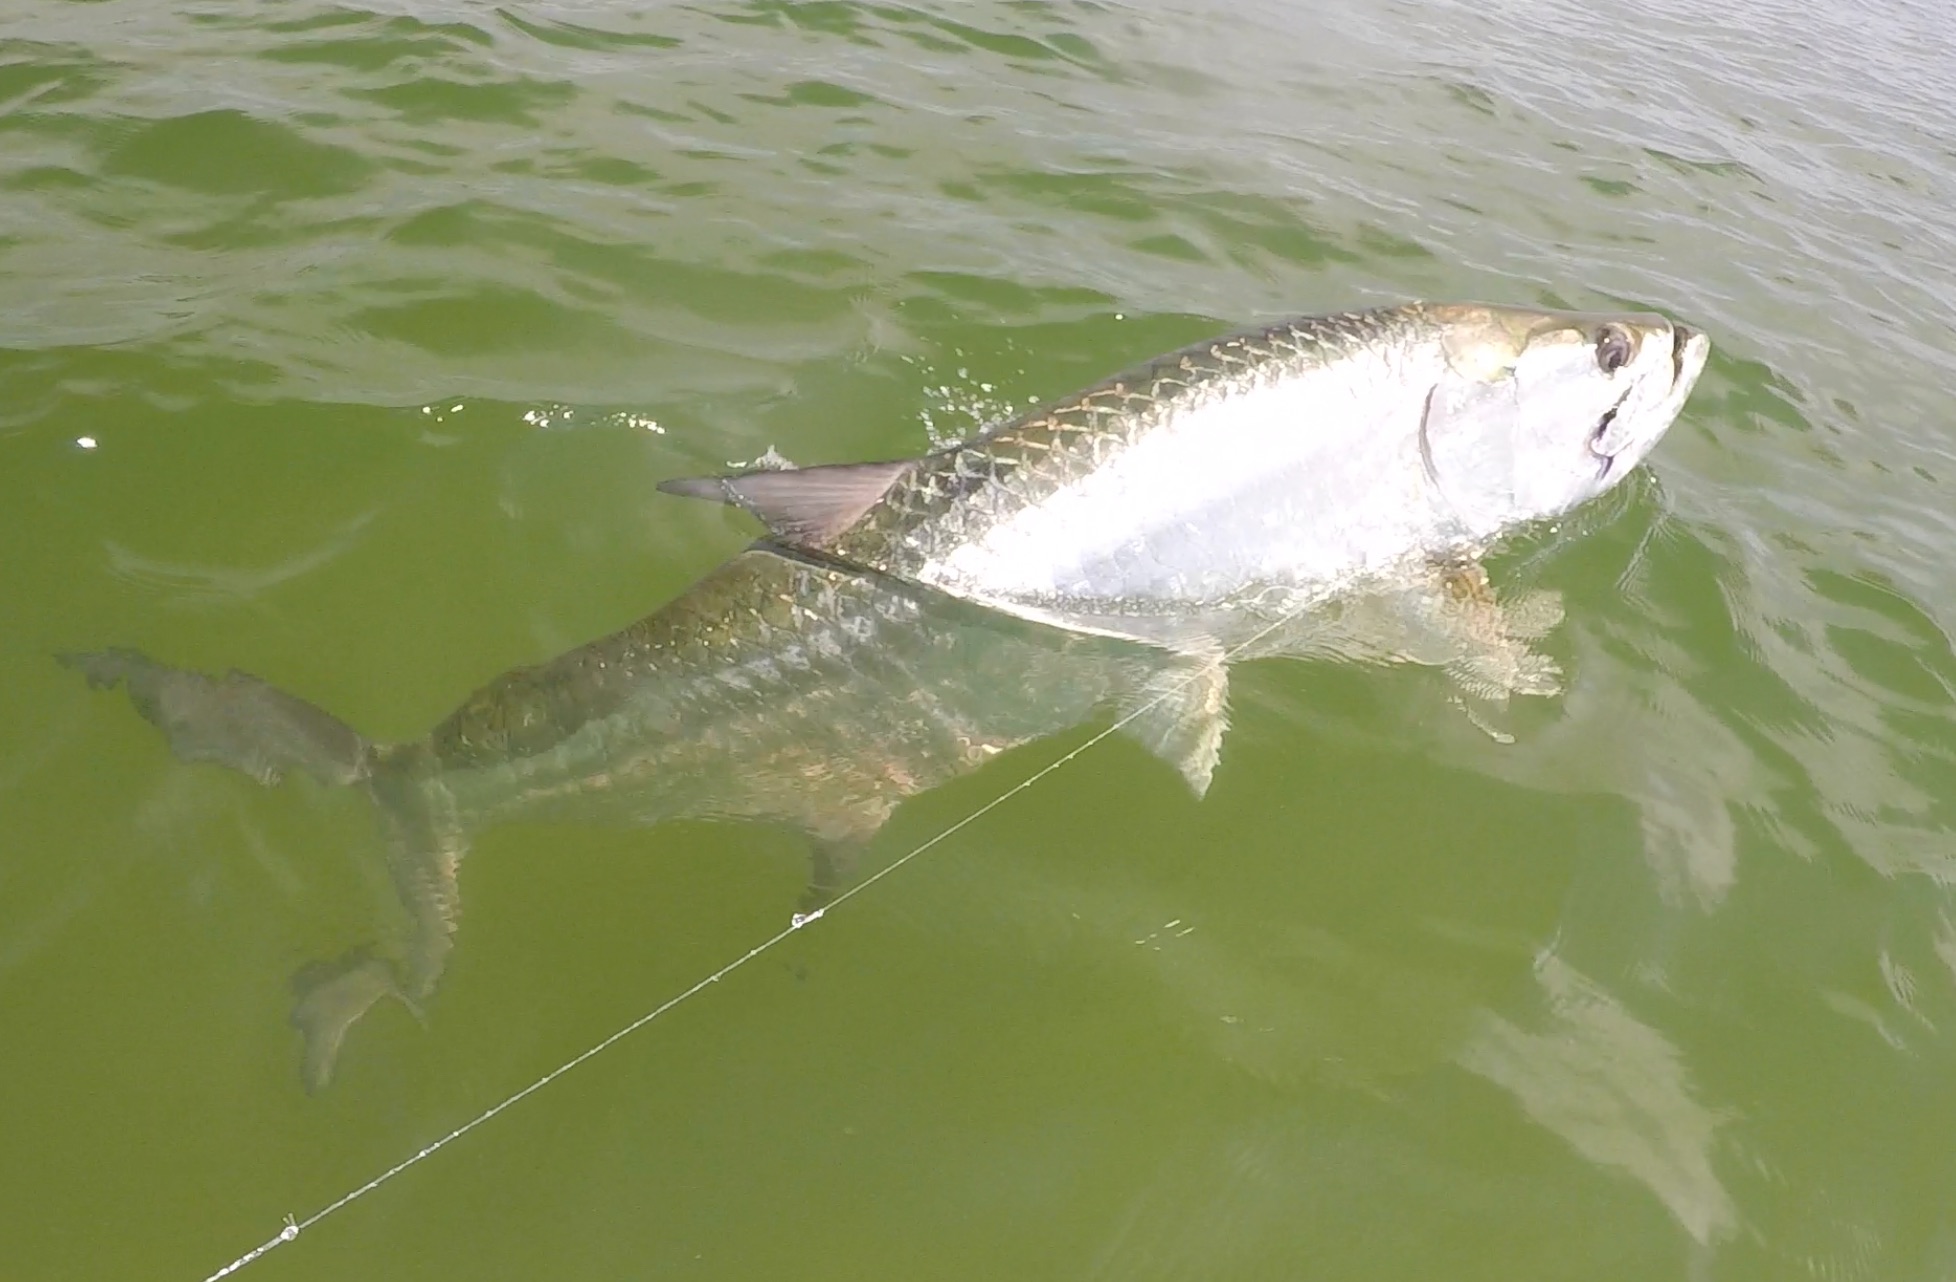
[5,1,1956,1278]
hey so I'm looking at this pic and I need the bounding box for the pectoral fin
[1416,560,1565,741]
[1261,559,1564,740]
[659,460,911,547]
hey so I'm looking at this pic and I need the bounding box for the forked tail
[63,649,468,1091]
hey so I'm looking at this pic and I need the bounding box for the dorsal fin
[658,459,911,546]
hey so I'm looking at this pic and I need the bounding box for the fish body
[664,302,1709,645]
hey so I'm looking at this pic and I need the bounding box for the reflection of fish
[64,548,1227,1090]
[664,303,1709,705]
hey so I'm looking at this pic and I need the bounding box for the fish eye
[1595,325,1634,374]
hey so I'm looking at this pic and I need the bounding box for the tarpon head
[1418,303,1710,535]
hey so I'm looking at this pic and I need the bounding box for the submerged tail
[64,649,467,1091]
[61,648,371,786]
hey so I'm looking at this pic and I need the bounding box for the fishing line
[199,601,1309,1282]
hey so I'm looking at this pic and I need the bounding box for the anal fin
[1117,649,1230,798]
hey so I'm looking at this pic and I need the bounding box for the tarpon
[662,302,1709,697]
[65,302,1710,1087]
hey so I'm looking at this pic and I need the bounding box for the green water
[6,1,1956,1277]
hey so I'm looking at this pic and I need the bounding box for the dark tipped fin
[61,648,370,787]
[658,460,910,547]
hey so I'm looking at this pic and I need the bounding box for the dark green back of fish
[417,547,1158,840]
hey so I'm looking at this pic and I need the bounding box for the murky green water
[6,1,1956,1277]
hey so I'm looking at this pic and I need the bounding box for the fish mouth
[1588,321,1699,479]
[1670,323,1698,384]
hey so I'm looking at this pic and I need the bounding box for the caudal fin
[61,648,371,786]
[64,647,448,1090]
